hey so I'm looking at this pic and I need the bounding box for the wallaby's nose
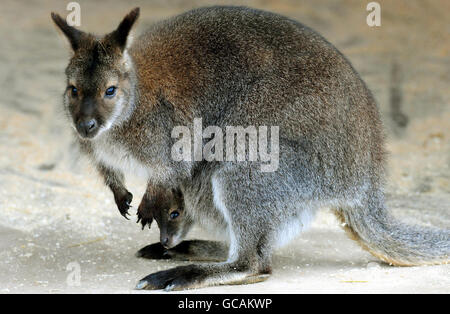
[76,119,98,138]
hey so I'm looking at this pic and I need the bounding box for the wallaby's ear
[109,7,140,51]
[51,12,84,51]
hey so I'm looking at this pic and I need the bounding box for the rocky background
[0,0,448,293]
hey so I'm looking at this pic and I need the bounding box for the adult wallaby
[52,6,449,291]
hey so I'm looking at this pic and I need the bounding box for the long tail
[334,201,450,266]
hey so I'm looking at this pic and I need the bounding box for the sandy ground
[0,0,449,294]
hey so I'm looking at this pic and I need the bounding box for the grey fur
[52,6,449,290]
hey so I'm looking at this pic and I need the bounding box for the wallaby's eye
[169,211,180,220]
[105,86,117,97]
[70,86,78,97]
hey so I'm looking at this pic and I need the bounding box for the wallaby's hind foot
[136,240,228,262]
[135,263,270,291]
[226,273,271,286]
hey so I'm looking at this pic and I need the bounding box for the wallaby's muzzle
[74,97,100,138]
[76,118,98,138]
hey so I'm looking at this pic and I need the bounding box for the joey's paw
[135,265,205,291]
[115,191,133,220]
[136,210,152,230]
[136,243,172,260]
[136,197,153,229]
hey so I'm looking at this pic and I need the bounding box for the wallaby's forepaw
[136,243,171,260]
[115,191,133,220]
[135,265,207,291]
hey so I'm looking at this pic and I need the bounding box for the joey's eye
[70,86,78,97]
[169,211,180,220]
[105,86,117,97]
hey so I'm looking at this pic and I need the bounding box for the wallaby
[52,6,449,291]
[136,187,228,262]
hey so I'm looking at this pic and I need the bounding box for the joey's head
[151,189,191,249]
[51,8,140,139]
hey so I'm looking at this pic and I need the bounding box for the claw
[164,284,175,292]
[136,212,152,229]
[135,280,148,290]
[136,215,144,229]
[134,265,197,290]
[116,191,133,220]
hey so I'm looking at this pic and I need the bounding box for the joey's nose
[76,119,98,138]
[161,237,169,248]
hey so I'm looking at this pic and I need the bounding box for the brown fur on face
[154,189,189,249]
[52,9,139,139]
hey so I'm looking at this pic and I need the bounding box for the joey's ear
[171,188,184,203]
[51,12,84,51]
[109,7,140,51]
